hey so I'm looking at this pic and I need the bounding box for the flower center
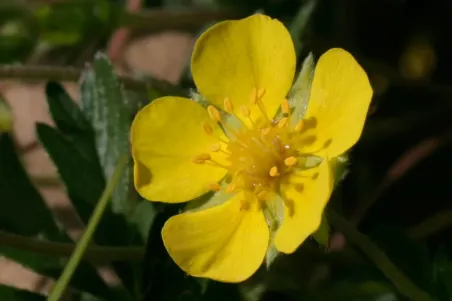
[194,88,319,210]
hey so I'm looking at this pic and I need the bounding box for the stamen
[282,99,290,114]
[226,183,236,194]
[249,87,270,124]
[209,183,221,191]
[257,88,266,99]
[269,166,280,177]
[278,117,289,128]
[240,105,251,118]
[295,120,304,132]
[224,97,233,113]
[249,88,258,105]
[202,122,214,135]
[193,159,206,164]
[210,143,221,152]
[284,156,298,167]
[312,172,319,180]
[207,105,221,122]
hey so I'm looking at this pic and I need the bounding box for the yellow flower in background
[131,14,372,282]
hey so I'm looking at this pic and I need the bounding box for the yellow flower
[131,14,372,282]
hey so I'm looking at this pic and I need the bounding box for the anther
[257,88,266,99]
[207,105,221,122]
[240,105,251,117]
[312,172,319,180]
[210,143,221,152]
[226,183,236,194]
[278,117,289,128]
[193,159,205,164]
[295,120,304,132]
[284,156,298,167]
[269,166,280,177]
[202,122,214,135]
[209,183,221,191]
[282,99,290,114]
[224,97,233,113]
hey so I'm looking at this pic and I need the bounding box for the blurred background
[1,0,452,300]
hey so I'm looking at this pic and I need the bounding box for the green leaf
[45,82,100,166]
[0,133,59,237]
[128,201,156,242]
[370,224,434,294]
[35,123,132,246]
[312,213,330,246]
[80,53,134,215]
[289,0,317,56]
[141,206,202,300]
[0,284,45,300]
[287,52,315,123]
[45,81,91,133]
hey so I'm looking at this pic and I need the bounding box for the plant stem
[47,154,129,301]
[407,209,452,241]
[328,209,432,301]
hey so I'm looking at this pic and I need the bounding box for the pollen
[278,117,289,128]
[295,120,304,132]
[199,90,315,212]
[282,99,290,114]
[226,183,236,193]
[269,166,279,177]
[284,156,298,167]
[224,97,233,113]
[207,105,221,122]
[209,183,221,191]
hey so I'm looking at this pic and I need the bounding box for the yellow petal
[274,158,333,253]
[131,96,228,203]
[304,48,373,157]
[191,14,296,122]
[162,192,269,282]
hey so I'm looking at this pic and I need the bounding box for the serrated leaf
[45,81,91,132]
[0,133,59,237]
[80,53,133,215]
[35,123,132,246]
[45,82,99,166]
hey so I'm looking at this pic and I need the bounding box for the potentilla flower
[131,14,372,282]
